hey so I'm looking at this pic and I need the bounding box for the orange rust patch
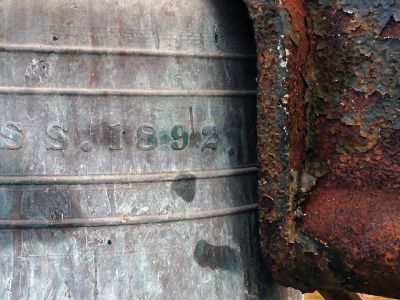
[281,0,309,170]
[301,188,400,298]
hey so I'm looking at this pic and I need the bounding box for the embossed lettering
[137,126,157,151]
[0,119,221,153]
[202,125,219,151]
[0,122,23,150]
[109,124,123,150]
[171,125,188,150]
[46,125,68,150]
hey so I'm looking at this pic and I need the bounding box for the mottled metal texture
[0,1,277,299]
[301,1,400,296]
[253,0,400,298]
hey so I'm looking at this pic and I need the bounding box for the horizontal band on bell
[0,165,258,185]
[0,204,258,229]
[0,43,257,59]
[0,86,257,97]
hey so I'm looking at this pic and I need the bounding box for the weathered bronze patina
[0,1,276,298]
[248,0,400,298]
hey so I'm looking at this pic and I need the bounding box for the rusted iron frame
[245,0,400,298]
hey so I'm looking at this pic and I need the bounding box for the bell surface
[0,0,262,299]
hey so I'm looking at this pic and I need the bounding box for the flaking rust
[246,0,400,298]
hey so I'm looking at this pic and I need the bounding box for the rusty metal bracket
[245,0,400,298]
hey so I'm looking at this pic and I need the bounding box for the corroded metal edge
[247,0,400,298]
[244,0,302,290]
[0,203,258,229]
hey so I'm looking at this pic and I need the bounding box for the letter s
[0,122,23,150]
[46,125,68,150]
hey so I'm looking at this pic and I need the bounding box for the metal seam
[0,87,257,97]
[0,165,258,185]
[0,43,257,59]
[0,204,258,229]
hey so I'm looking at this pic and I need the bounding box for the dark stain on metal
[81,141,93,152]
[193,240,239,271]
[381,16,400,39]
[171,174,197,203]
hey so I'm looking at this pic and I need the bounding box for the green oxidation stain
[201,125,219,151]
[0,190,14,218]
[170,125,189,151]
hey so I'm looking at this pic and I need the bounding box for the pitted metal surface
[251,0,400,298]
